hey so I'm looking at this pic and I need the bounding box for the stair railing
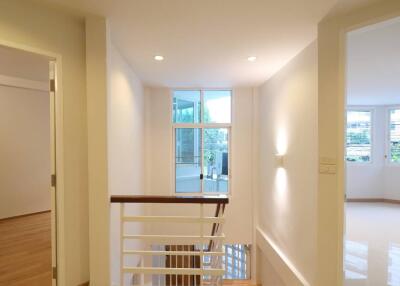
[110,195,229,286]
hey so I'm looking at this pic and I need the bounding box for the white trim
[123,267,225,276]
[0,74,49,91]
[256,227,310,286]
[339,11,400,286]
[123,250,224,256]
[123,215,225,223]
[123,234,225,243]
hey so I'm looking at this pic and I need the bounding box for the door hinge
[51,174,57,188]
[52,266,57,280]
[200,173,204,180]
[50,79,56,92]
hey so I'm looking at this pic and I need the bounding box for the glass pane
[175,128,201,193]
[203,128,229,193]
[204,90,231,123]
[173,90,201,123]
[390,109,400,163]
[223,244,250,280]
[346,111,372,163]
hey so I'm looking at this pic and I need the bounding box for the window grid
[223,244,249,280]
[173,90,232,194]
[389,109,400,163]
[346,110,372,163]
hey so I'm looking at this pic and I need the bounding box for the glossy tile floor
[345,203,400,286]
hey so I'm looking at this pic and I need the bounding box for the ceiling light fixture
[247,56,257,62]
[154,55,164,61]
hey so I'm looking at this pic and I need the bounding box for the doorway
[0,45,57,286]
[344,17,400,286]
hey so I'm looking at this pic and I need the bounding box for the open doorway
[0,45,57,285]
[344,17,400,285]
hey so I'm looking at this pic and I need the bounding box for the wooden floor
[0,212,52,286]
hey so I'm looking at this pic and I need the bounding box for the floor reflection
[345,240,368,280]
[388,243,400,286]
[344,203,400,286]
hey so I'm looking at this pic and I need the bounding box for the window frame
[386,105,400,165]
[345,107,374,165]
[171,88,233,195]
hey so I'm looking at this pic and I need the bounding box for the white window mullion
[173,89,232,195]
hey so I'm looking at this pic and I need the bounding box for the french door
[174,127,230,194]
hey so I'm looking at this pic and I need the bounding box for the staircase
[111,195,229,286]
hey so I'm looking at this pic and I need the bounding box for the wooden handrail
[110,195,229,204]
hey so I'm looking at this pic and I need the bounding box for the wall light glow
[274,127,288,210]
[275,167,287,192]
[276,129,288,156]
[273,167,288,214]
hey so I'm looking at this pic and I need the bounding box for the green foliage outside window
[390,109,400,163]
[346,110,371,163]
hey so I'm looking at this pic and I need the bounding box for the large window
[173,90,231,194]
[346,110,372,163]
[389,108,400,163]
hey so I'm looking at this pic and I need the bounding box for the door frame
[341,14,400,284]
[317,2,400,285]
[0,39,65,285]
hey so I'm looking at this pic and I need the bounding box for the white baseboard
[256,227,310,286]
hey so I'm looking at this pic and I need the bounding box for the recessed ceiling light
[247,56,257,62]
[154,55,164,61]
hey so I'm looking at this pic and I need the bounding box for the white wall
[107,41,145,285]
[144,87,254,244]
[0,85,50,219]
[256,41,318,285]
[0,1,90,283]
[384,163,400,200]
[346,106,400,200]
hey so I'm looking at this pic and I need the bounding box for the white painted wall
[107,41,145,285]
[256,41,318,285]
[144,87,254,244]
[384,164,400,200]
[0,1,90,283]
[346,106,400,200]
[0,85,50,219]
[346,17,400,106]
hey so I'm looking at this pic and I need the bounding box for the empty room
[344,17,400,286]
[0,46,54,285]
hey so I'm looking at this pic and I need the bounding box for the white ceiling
[347,17,400,106]
[46,0,338,87]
